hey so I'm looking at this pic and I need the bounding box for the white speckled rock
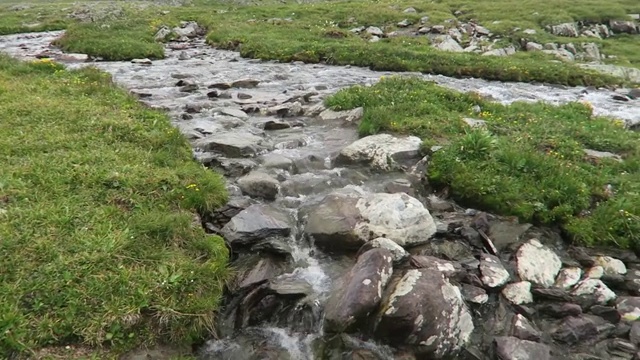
[502,281,533,305]
[516,239,561,288]
[480,254,510,288]
[555,267,582,289]
[337,134,422,171]
[595,256,627,275]
[572,279,616,305]
[376,268,474,358]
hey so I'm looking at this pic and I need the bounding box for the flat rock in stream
[196,132,266,157]
[318,107,364,124]
[375,268,474,358]
[336,134,422,171]
[324,248,394,333]
[305,187,437,252]
[221,204,292,246]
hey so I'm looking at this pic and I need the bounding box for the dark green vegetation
[3,0,640,85]
[326,76,640,248]
[0,56,229,357]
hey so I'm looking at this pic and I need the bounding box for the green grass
[0,56,229,357]
[326,76,640,249]
[3,0,640,85]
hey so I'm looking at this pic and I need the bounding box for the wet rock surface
[3,29,640,360]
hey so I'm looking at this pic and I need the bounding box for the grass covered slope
[326,76,640,248]
[3,0,638,85]
[0,56,228,356]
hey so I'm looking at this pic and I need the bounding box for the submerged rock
[221,204,292,246]
[375,269,474,358]
[324,248,394,333]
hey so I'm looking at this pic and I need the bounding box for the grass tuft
[0,55,228,356]
[326,76,640,248]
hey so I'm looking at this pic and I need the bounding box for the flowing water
[2,30,639,359]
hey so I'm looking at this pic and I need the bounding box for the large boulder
[221,204,293,246]
[305,187,437,252]
[336,134,422,171]
[324,248,394,333]
[375,268,474,358]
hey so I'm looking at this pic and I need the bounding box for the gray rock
[221,204,292,246]
[237,171,280,200]
[595,256,627,275]
[337,134,422,171]
[366,26,384,37]
[420,16,430,24]
[173,21,202,38]
[463,117,487,128]
[543,49,575,62]
[482,46,516,57]
[260,154,294,171]
[523,29,537,35]
[196,132,266,157]
[549,22,579,37]
[432,35,464,52]
[516,239,562,288]
[552,315,615,344]
[511,314,541,341]
[556,267,583,289]
[217,108,249,120]
[474,25,491,36]
[461,284,489,304]
[564,43,578,55]
[397,19,411,28]
[305,188,437,252]
[578,64,640,83]
[494,336,551,360]
[231,79,260,88]
[268,274,313,296]
[357,237,409,264]
[131,58,152,65]
[609,20,638,34]
[319,107,364,124]
[234,255,284,290]
[630,322,640,345]
[154,26,172,42]
[431,25,445,33]
[573,279,616,305]
[526,42,543,51]
[480,254,510,288]
[324,248,394,333]
[616,297,640,322]
[375,268,474,358]
[582,42,601,62]
[404,7,417,13]
[502,281,533,305]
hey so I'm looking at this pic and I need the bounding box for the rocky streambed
[2,29,640,360]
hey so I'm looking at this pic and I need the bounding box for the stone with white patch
[337,134,422,171]
[511,314,541,341]
[305,187,437,252]
[502,281,533,305]
[375,269,473,358]
[324,248,394,333]
[572,279,616,305]
[616,297,640,322]
[357,237,409,263]
[595,256,627,275]
[555,267,582,289]
[516,239,562,288]
[479,254,510,288]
